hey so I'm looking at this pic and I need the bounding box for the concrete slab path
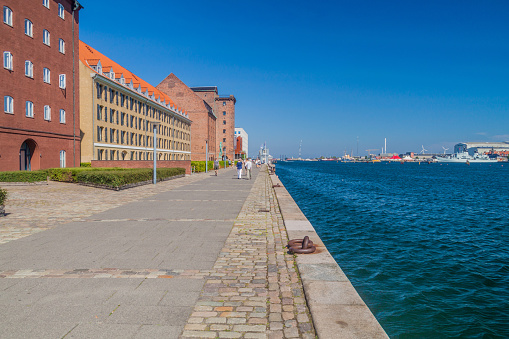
[0,167,315,338]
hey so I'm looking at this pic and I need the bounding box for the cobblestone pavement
[0,172,211,244]
[181,170,316,339]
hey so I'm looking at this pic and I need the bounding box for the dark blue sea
[276,161,509,339]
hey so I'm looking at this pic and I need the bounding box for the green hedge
[47,167,125,182]
[0,188,7,205]
[191,161,230,172]
[80,162,91,167]
[0,170,48,182]
[75,168,185,188]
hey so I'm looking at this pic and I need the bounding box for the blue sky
[80,0,509,158]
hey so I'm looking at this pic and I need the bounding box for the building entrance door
[20,142,32,171]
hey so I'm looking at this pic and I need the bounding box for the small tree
[0,188,7,206]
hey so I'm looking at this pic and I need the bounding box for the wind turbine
[420,145,427,154]
[442,146,449,154]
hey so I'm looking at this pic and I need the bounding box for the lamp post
[205,139,209,173]
[152,121,161,184]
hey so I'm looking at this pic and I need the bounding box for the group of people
[213,158,261,179]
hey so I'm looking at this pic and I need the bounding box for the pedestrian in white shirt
[245,158,252,180]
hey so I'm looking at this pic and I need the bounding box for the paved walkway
[0,167,315,338]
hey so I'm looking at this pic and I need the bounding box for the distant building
[454,142,509,156]
[79,42,191,163]
[156,75,216,161]
[234,128,248,159]
[1,0,83,171]
[191,87,236,162]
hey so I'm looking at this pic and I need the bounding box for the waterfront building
[156,75,216,161]
[191,87,236,162]
[454,142,509,156]
[234,127,248,159]
[1,0,83,171]
[79,42,191,163]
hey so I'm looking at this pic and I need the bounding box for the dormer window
[109,71,114,80]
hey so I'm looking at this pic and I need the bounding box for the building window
[25,60,33,77]
[59,74,66,89]
[97,126,102,141]
[44,105,51,121]
[223,138,226,142]
[96,104,102,120]
[223,120,226,125]
[58,4,64,19]
[59,109,65,123]
[25,19,33,37]
[222,102,226,106]
[42,0,49,9]
[43,29,50,45]
[3,51,12,70]
[3,6,12,26]
[223,111,226,115]
[223,129,226,133]
[4,96,13,114]
[59,39,65,54]
[25,101,34,117]
[59,150,66,168]
[43,68,50,83]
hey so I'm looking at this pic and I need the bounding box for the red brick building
[156,75,217,161]
[1,0,82,171]
[191,87,236,162]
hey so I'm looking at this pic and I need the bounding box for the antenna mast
[299,140,302,159]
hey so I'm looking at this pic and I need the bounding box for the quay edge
[269,170,389,339]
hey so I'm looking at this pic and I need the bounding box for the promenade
[0,167,316,338]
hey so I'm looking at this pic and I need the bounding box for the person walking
[245,158,252,180]
[236,160,243,179]
[214,158,220,176]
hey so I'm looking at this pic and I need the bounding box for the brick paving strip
[181,169,316,339]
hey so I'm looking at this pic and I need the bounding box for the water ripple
[277,161,509,338]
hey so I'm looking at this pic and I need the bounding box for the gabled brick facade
[156,74,217,161]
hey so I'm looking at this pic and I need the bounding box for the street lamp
[152,121,161,184]
[205,139,209,173]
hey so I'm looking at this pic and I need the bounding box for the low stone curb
[269,172,389,339]
[0,181,48,186]
[77,174,186,191]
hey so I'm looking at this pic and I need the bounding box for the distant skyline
[80,0,509,158]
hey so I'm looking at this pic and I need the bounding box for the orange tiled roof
[79,41,188,116]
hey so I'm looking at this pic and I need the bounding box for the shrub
[192,161,228,172]
[0,170,48,182]
[0,188,7,205]
[75,168,185,188]
[47,167,127,182]
[80,162,91,167]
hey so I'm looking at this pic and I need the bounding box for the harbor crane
[365,149,379,157]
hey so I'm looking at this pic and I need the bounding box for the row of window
[3,96,66,123]
[4,7,66,52]
[3,52,66,88]
[3,3,65,28]
[97,149,189,161]
[96,106,189,141]
[96,126,190,151]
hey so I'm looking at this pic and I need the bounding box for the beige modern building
[79,41,191,162]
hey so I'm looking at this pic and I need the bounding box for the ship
[437,151,505,163]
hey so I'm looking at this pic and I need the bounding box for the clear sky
[80,0,509,158]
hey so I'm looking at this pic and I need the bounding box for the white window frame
[25,19,33,37]
[25,101,34,118]
[25,60,33,78]
[59,109,65,123]
[43,67,50,83]
[43,29,50,46]
[3,51,12,70]
[60,150,66,168]
[58,4,64,19]
[3,6,12,26]
[59,39,65,54]
[59,74,66,89]
[42,0,49,9]
[4,96,13,114]
[44,105,51,121]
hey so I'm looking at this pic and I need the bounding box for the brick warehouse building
[1,0,83,171]
[191,87,236,162]
[79,42,191,163]
[157,74,217,161]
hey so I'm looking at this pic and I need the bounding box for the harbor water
[276,161,509,338]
